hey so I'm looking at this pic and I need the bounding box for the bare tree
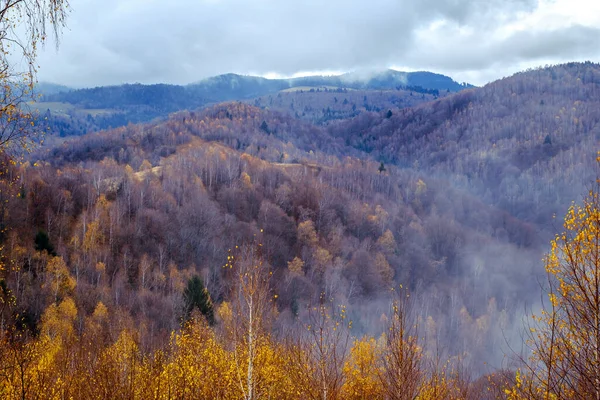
[285,294,351,400]
[378,286,423,400]
[0,0,69,154]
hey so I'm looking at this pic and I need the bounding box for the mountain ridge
[40,69,473,103]
[325,61,600,226]
[33,69,469,137]
[190,69,474,92]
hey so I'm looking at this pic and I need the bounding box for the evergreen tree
[183,276,215,325]
[260,120,270,134]
[35,230,56,256]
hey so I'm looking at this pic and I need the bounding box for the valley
[2,62,600,398]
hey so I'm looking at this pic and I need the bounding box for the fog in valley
[2,0,600,398]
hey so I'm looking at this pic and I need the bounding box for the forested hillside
[328,62,600,226]
[1,63,600,398]
[250,87,442,124]
[6,99,538,362]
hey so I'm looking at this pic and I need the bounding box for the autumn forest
[2,1,600,399]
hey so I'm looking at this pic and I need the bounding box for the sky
[35,0,600,88]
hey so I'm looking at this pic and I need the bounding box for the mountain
[326,61,600,227]
[337,70,473,92]
[31,70,471,136]
[189,69,472,98]
[41,69,471,110]
[16,101,540,371]
[4,62,600,384]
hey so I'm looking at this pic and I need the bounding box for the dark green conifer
[183,275,215,325]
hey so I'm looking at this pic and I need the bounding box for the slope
[249,87,444,125]
[1,102,541,370]
[327,62,600,226]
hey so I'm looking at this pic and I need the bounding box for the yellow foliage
[518,170,600,399]
[139,159,152,171]
[92,301,108,320]
[40,296,77,340]
[45,256,76,300]
[92,330,141,398]
[218,301,233,326]
[377,229,397,254]
[163,319,236,399]
[298,220,318,246]
[288,256,305,276]
[416,179,427,196]
[342,337,385,399]
[241,171,252,188]
[375,252,394,284]
[83,220,103,253]
[95,261,106,274]
[314,247,332,272]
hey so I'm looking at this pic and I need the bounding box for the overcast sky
[36,0,600,88]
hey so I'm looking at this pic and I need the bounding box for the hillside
[249,87,444,124]
[2,101,543,371]
[2,63,600,393]
[4,0,600,392]
[327,62,600,226]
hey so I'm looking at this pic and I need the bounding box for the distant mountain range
[37,70,472,110]
[188,70,473,101]
[32,70,472,136]
[38,69,472,98]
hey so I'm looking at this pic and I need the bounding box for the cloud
[34,0,600,87]
[407,24,600,71]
